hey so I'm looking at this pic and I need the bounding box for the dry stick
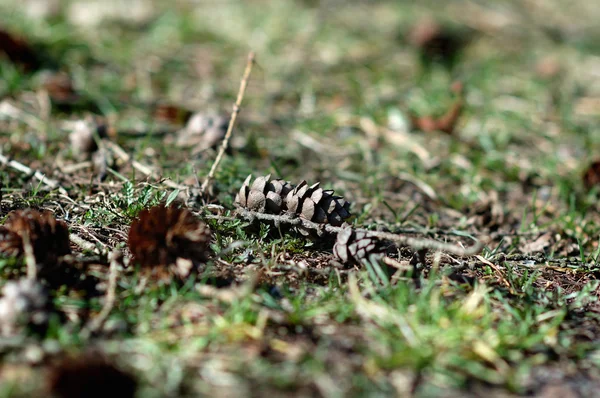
[0,153,68,195]
[200,52,256,195]
[82,250,121,337]
[234,208,483,256]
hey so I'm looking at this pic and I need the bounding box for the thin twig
[69,234,98,253]
[200,52,256,195]
[202,214,238,222]
[105,141,185,190]
[58,161,93,174]
[22,231,37,279]
[0,153,68,195]
[382,257,413,271]
[82,250,121,337]
[235,208,483,256]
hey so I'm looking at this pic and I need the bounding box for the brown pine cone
[234,174,294,214]
[0,209,71,265]
[285,181,351,226]
[127,205,211,280]
[333,226,383,266]
[47,354,137,398]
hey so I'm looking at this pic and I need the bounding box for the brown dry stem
[200,52,256,195]
[22,230,37,279]
[81,250,122,337]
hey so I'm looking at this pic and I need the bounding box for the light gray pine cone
[334,226,382,265]
[285,181,351,226]
[0,279,51,337]
[234,174,294,214]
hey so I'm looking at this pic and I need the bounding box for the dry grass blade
[22,231,37,280]
[105,141,186,190]
[0,153,67,195]
[81,250,121,337]
[200,51,256,196]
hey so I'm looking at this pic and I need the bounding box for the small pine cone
[234,174,294,214]
[333,226,383,266]
[0,278,51,336]
[47,354,137,398]
[285,181,351,226]
[127,205,211,280]
[175,111,228,152]
[0,209,71,264]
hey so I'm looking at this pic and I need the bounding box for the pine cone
[175,111,228,153]
[0,278,51,336]
[47,354,137,398]
[127,205,211,280]
[234,174,294,214]
[333,226,383,266]
[0,209,71,264]
[285,181,351,226]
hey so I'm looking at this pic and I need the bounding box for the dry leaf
[152,103,192,126]
[520,233,553,254]
[410,93,464,135]
[535,56,563,80]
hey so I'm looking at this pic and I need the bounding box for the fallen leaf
[152,103,193,126]
[410,85,464,135]
[520,232,553,254]
[38,71,78,102]
[535,56,563,80]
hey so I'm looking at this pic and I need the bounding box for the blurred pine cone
[0,278,51,336]
[333,226,383,266]
[234,174,294,214]
[583,160,600,191]
[127,205,211,280]
[47,354,137,398]
[408,17,473,73]
[69,117,111,160]
[285,181,351,226]
[0,209,71,264]
[174,111,229,154]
